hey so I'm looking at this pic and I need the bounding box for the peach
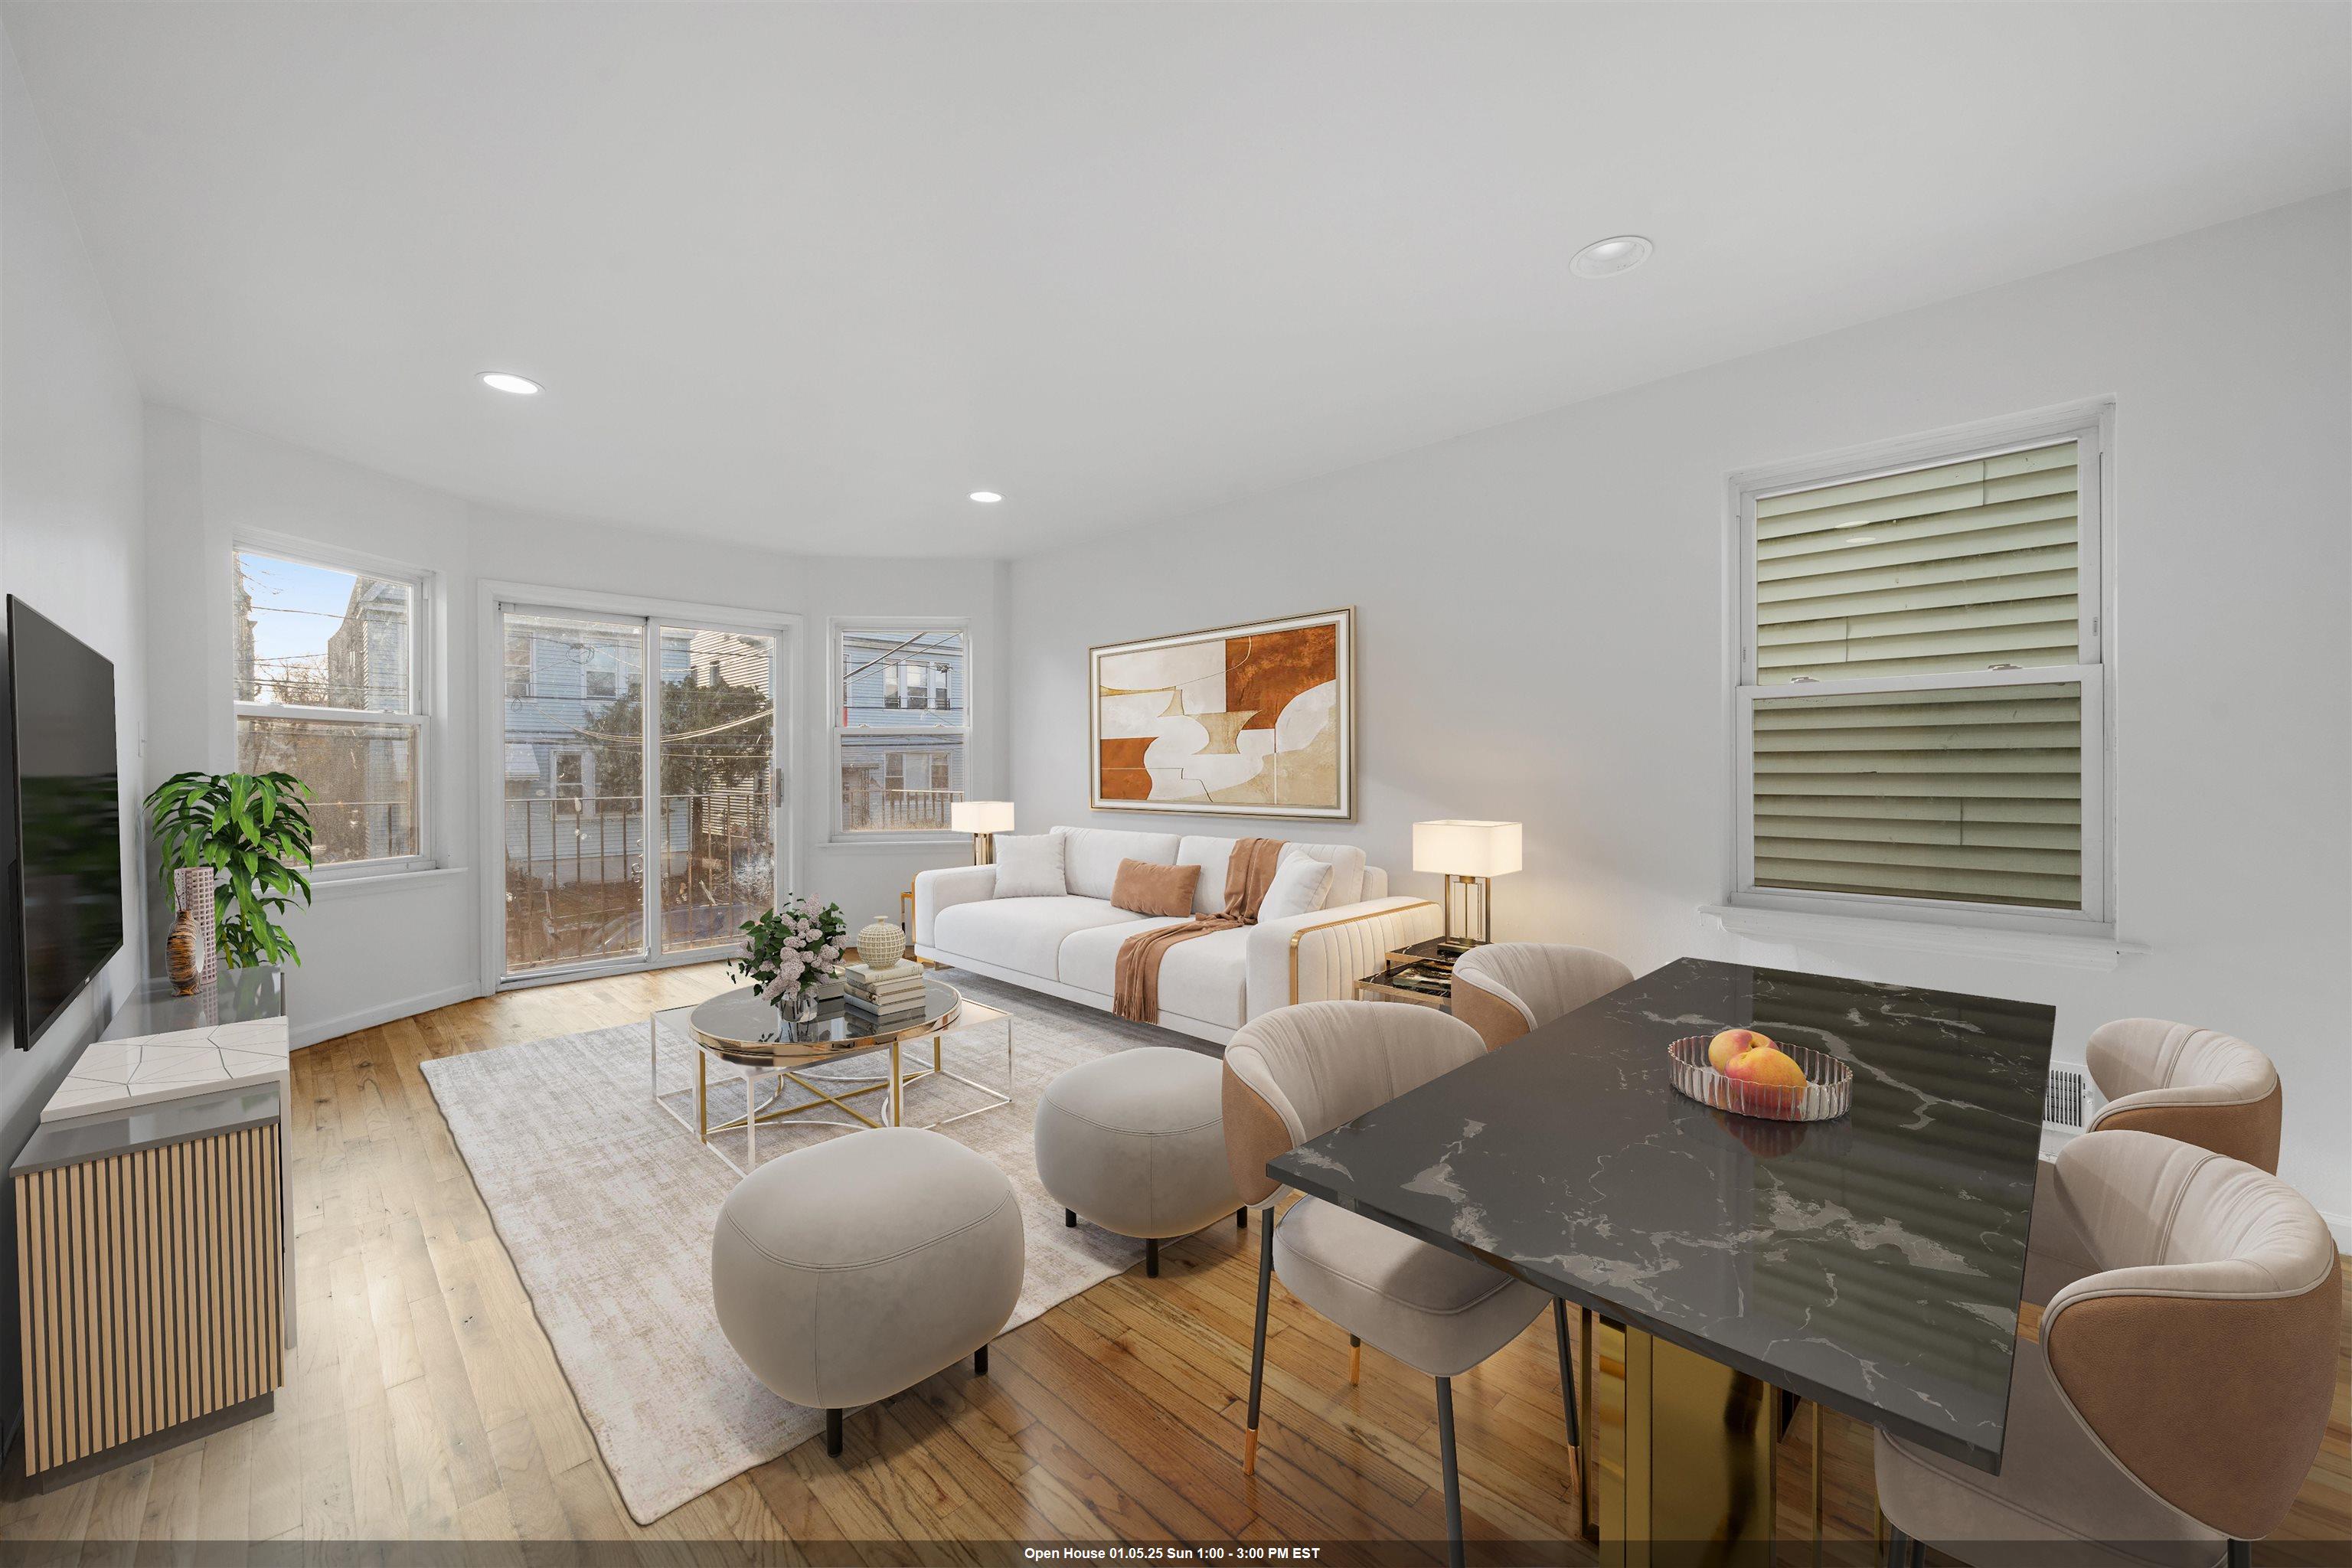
[1725,1044,1809,1110]
[1707,1028,1774,1073]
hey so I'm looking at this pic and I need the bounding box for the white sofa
[913,825,1442,1044]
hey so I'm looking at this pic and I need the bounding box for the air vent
[2046,1063,2092,1132]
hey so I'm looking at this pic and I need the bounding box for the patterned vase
[167,907,201,996]
[174,867,217,989]
[859,915,906,972]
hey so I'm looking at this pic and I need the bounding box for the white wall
[1008,194,2352,1227]
[0,31,150,1429]
[141,413,1006,1045]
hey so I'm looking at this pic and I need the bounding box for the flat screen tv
[5,596,124,1050]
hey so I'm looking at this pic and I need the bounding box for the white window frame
[828,617,971,844]
[230,534,437,882]
[1726,400,2116,939]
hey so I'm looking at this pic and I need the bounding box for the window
[233,544,431,872]
[834,623,968,835]
[1734,413,2108,929]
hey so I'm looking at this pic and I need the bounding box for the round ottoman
[1034,1045,1244,1277]
[711,1126,1023,1455]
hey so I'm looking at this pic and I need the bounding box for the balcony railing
[840,786,962,833]
[502,789,773,973]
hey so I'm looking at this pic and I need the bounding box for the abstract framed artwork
[1089,607,1354,819]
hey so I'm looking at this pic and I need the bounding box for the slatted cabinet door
[15,1121,285,1478]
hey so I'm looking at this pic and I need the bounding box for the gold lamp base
[972,832,996,866]
[1440,874,1494,944]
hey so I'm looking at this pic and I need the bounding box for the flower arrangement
[731,897,848,1006]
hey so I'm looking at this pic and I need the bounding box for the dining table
[1265,956,2056,1566]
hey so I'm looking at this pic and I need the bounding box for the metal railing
[502,789,773,972]
[840,786,962,833]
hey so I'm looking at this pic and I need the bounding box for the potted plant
[731,897,847,1021]
[145,770,316,978]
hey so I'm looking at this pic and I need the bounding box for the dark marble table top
[1266,957,2054,1472]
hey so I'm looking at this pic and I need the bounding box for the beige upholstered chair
[2024,1019,2283,1303]
[1223,1001,1568,1568]
[1878,1129,2339,1568]
[1448,942,1634,1050]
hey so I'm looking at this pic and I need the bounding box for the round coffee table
[648,979,1012,1171]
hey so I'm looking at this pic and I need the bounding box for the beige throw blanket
[1113,838,1284,1024]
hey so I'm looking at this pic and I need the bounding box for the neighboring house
[838,630,966,831]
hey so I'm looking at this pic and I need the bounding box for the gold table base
[1587,1317,1779,1568]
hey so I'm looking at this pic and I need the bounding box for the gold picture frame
[1089,607,1355,820]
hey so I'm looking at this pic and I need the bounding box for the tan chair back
[1449,943,1634,1050]
[1221,1000,1485,1207]
[2041,1129,2339,1542]
[2086,1018,2282,1171]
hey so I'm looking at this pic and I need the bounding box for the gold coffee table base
[1586,1317,1778,1567]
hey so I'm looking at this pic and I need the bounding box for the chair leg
[1552,1297,1579,1452]
[1243,1214,1272,1474]
[2228,1545,2252,1568]
[825,1407,843,1458]
[1348,1334,1361,1385]
[1883,1525,1922,1568]
[974,1344,988,1376]
[1436,1375,1465,1568]
[1146,1236,1160,1278]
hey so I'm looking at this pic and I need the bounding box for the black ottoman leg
[1065,1208,1076,1227]
[825,1408,843,1457]
[1146,1237,1160,1277]
[975,1344,989,1376]
[1237,1207,1248,1230]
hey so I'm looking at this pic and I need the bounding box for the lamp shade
[951,800,1017,835]
[1413,820,1522,877]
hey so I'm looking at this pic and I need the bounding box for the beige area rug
[420,978,1179,1524]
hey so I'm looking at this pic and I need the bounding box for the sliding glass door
[500,605,782,980]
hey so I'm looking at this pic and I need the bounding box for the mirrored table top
[681,980,962,1066]
[1267,957,2054,1472]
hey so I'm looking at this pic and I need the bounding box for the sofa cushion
[1111,858,1201,918]
[1057,922,1250,1027]
[991,833,1068,898]
[1258,856,1332,921]
[1282,841,1367,906]
[933,896,1145,979]
[1176,835,1235,916]
[1054,827,1181,900]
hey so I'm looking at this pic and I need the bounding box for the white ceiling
[5,3,2347,557]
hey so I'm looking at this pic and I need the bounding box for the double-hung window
[833,623,969,835]
[233,544,432,874]
[1734,410,2109,930]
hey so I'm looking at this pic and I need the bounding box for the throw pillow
[1256,856,1333,922]
[1111,858,1201,919]
[991,833,1069,898]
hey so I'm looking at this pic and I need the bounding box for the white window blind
[1739,420,2107,924]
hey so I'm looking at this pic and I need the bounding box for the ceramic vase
[173,866,217,989]
[859,915,906,972]
[167,906,202,996]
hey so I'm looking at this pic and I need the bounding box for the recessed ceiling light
[969,491,1003,504]
[1570,234,1653,279]
[479,371,541,395]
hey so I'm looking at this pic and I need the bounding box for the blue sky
[240,552,359,667]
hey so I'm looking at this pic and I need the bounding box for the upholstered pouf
[711,1126,1023,1456]
[1034,1045,1243,1277]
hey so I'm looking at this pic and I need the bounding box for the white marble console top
[41,1016,292,1123]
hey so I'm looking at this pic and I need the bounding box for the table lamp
[1412,820,1522,945]
[950,801,1016,865]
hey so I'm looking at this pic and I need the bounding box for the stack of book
[845,960,928,1022]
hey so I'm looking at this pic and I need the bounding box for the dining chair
[1222,1000,1569,1568]
[1877,1128,2339,1568]
[2024,1018,2282,1303]
[1447,942,1634,1050]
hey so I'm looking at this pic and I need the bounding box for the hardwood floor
[5,964,2347,1564]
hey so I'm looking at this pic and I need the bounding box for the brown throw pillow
[1110,858,1200,919]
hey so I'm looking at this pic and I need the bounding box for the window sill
[1700,903,2148,972]
[309,865,470,899]
[822,835,968,852]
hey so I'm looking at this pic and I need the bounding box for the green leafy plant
[730,897,846,1002]
[145,770,316,969]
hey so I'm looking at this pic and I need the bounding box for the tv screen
[6,596,124,1049]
